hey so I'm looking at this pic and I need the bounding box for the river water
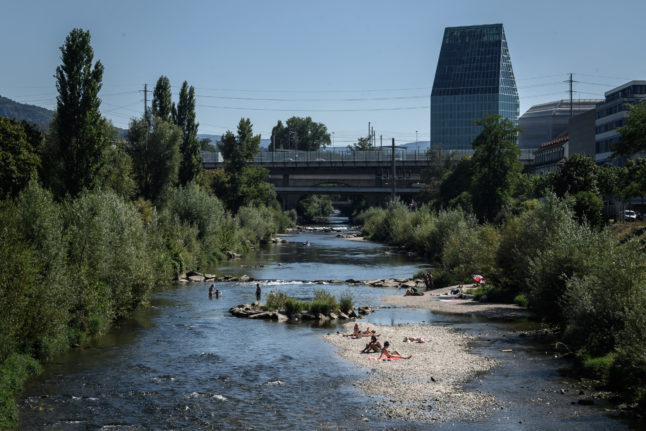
[19,224,635,430]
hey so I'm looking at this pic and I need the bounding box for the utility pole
[143,83,151,129]
[564,73,576,117]
[391,138,396,202]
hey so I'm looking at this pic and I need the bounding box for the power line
[197,104,429,112]
[195,94,429,102]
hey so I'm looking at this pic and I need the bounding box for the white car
[623,210,637,222]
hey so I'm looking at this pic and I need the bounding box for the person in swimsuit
[361,335,382,353]
[378,341,411,360]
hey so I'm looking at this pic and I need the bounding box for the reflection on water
[19,225,632,430]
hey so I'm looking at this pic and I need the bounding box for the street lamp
[415,130,418,143]
[332,131,335,146]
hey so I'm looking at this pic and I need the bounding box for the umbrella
[472,275,484,282]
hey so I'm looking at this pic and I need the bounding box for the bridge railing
[201,147,535,165]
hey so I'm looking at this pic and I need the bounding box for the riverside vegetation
[0,29,294,427]
[356,197,646,409]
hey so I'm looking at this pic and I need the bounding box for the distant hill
[0,95,54,130]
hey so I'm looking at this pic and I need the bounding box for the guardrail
[201,148,535,165]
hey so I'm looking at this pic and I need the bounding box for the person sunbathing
[361,335,382,353]
[378,342,411,360]
[342,323,362,337]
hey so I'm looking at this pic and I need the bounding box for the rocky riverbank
[324,322,498,423]
[229,302,375,322]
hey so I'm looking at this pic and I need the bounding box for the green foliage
[152,75,173,122]
[176,81,202,185]
[349,135,374,151]
[0,353,42,429]
[551,153,600,197]
[338,292,354,314]
[97,134,137,200]
[284,297,307,315]
[309,289,338,315]
[269,116,331,151]
[470,114,522,221]
[620,157,646,206]
[126,116,182,201]
[615,100,646,156]
[513,294,529,308]
[0,117,41,198]
[297,194,333,223]
[471,285,512,302]
[581,353,616,380]
[45,28,108,198]
[217,119,275,212]
[264,290,288,311]
[573,191,603,228]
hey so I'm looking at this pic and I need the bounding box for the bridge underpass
[202,149,428,210]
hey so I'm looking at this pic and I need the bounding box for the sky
[2,0,646,146]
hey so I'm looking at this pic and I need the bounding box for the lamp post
[332,131,335,146]
[416,130,418,143]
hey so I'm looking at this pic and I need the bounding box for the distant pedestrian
[255,283,262,301]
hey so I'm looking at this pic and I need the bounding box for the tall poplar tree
[47,28,108,198]
[175,81,202,185]
[152,75,173,122]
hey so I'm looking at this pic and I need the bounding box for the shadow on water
[18,227,639,430]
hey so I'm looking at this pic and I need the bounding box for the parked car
[623,210,637,221]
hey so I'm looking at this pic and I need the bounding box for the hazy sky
[2,0,646,145]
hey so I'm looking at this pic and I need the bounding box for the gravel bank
[323,322,498,423]
[381,286,534,320]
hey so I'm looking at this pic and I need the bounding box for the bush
[513,294,529,308]
[284,297,307,315]
[308,289,338,315]
[471,285,513,302]
[338,292,354,314]
[265,291,288,311]
[0,353,42,429]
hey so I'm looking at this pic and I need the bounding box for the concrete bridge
[202,149,428,208]
[201,148,535,209]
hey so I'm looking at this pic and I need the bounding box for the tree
[218,118,273,211]
[46,28,108,198]
[470,114,522,221]
[615,100,646,156]
[620,157,646,207]
[551,153,600,197]
[269,116,330,151]
[152,75,173,122]
[126,116,181,201]
[0,118,41,197]
[349,136,374,151]
[175,81,202,185]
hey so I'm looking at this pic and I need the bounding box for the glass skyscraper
[431,24,519,151]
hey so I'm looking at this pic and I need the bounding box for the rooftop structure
[518,99,602,150]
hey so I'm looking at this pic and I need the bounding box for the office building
[595,80,646,163]
[431,23,519,151]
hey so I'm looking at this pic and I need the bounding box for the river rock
[301,312,316,320]
[226,250,241,259]
[275,313,289,322]
[204,274,217,280]
[401,280,417,289]
[317,313,329,321]
[238,274,252,282]
[357,306,373,315]
[348,309,359,318]
[248,312,273,319]
[188,275,206,282]
[229,304,262,317]
[328,312,338,320]
[338,311,349,320]
[345,278,361,284]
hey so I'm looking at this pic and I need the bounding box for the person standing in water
[255,283,262,301]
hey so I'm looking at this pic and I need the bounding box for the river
[18,223,636,430]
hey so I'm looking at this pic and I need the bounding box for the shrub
[265,291,288,311]
[0,353,42,429]
[308,289,338,315]
[513,294,529,308]
[338,292,354,314]
[284,297,307,315]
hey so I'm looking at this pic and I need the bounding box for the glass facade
[431,24,519,151]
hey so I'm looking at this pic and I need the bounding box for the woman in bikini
[378,341,411,360]
[361,335,382,353]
